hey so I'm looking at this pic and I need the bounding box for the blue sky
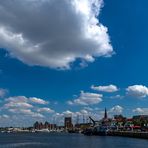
[0,0,148,126]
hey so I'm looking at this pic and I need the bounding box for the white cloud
[5,96,28,103]
[80,109,88,114]
[0,0,113,69]
[0,88,8,98]
[109,105,123,114]
[63,110,73,116]
[110,95,124,99]
[55,109,89,119]
[126,85,148,98]
[37,107,54,113]
[31,113,44,118]
[133,108,148,115]
[67,100,74,105]
[2,114,9,118]
[67,91,102,105]
[5,102,33,109]
[1,95,57,123]
[9,108,44,118]
[4,96,33,109]
[83,107,93,111]
[29,97,48,105]
[57,109,105,123]
[0,95,55,126]
[91,84,118,92]
[0,114,9,119]
[5,96,49,107]
[9,108,29,114]
[4,96,50,114]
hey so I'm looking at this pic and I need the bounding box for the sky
[0,0,148,127]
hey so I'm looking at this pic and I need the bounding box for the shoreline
[107,131,148,139]
[1,130,148,140]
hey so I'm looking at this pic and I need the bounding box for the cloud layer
[0,0,113,69]
[1,83,148,126]
[1,96,54,124]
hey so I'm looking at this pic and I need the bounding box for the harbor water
[0,133,148,148]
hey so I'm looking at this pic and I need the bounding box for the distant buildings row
[33,109,148,132]
[33,116,91,131]
[33,121,57,130]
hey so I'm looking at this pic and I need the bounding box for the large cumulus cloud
[126,85,148,98]
[0,0,113,69]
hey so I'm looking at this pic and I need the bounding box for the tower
[104,108,107,119]
[64,117,73,129]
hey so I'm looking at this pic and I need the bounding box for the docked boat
[83,108,110,136]
[83,125,108,136]
[93,125,108,136]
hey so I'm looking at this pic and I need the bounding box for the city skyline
[0,0,148,127]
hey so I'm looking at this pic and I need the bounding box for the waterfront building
[64,117,73,129]
[44,121,49,129]
[33,121,57,130]
[50,124,57,130]
[33,121,40,129]
[133,115,148,127]
[114,115,126,128]
[75,123,91,130]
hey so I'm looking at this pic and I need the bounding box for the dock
[107,131,148,139]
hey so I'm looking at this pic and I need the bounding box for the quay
[107,131,148,139]
[82,108,148,139]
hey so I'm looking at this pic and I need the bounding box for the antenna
[76,115,79,124]
[83,114,85,123]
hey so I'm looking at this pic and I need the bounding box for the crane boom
[89,116,96,127]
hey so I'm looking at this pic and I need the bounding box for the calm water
[0,133,148,148]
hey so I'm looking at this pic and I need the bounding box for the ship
[83,108,109,136]
[83,125,108,136]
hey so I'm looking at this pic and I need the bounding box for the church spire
[104,108,107,119]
